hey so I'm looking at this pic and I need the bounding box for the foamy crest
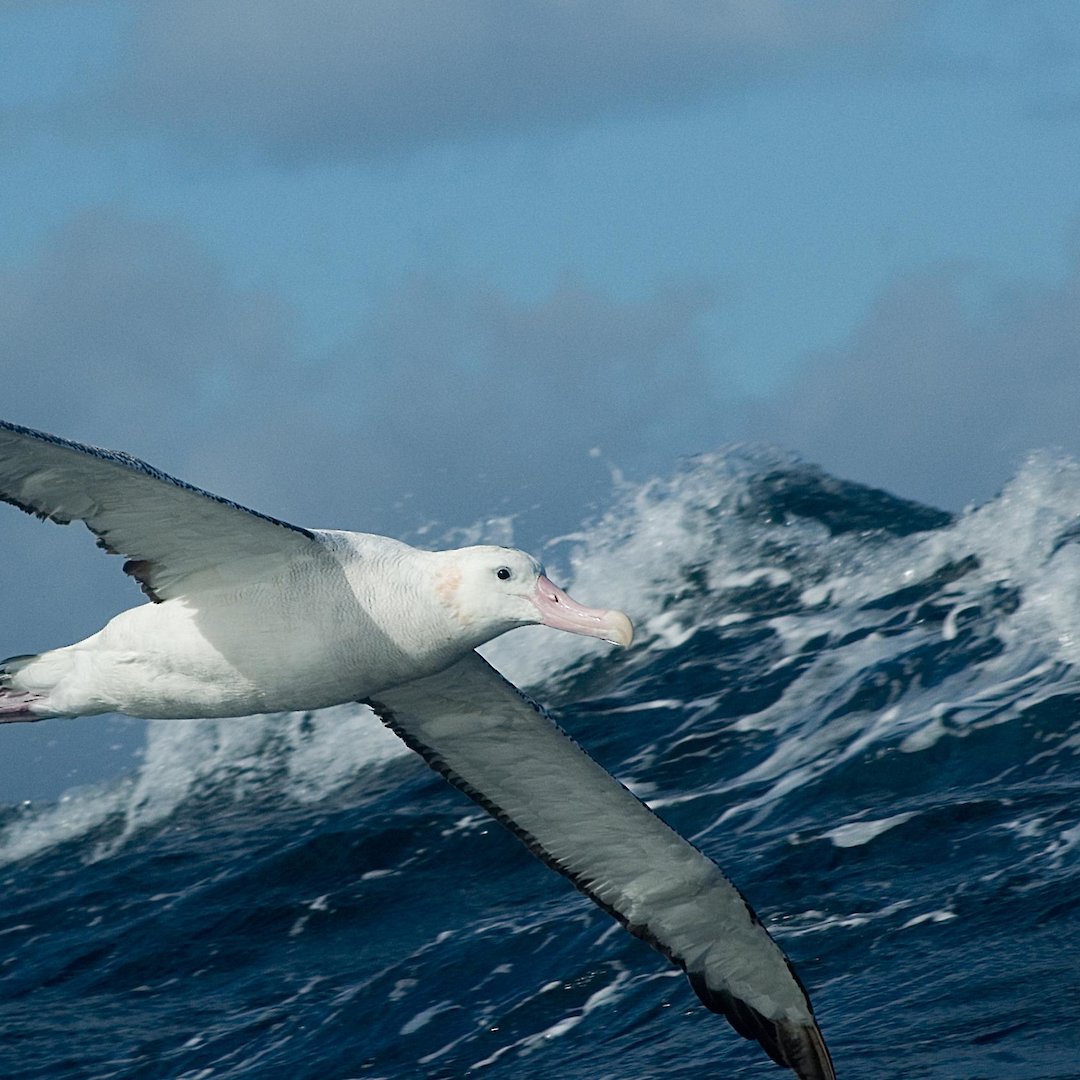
[0,705,408,867]
[486,451,786,686]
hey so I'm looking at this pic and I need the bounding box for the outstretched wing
[0,420,319,601]
[368,652,835,1080]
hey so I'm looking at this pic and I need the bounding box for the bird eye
[496,566,512,581]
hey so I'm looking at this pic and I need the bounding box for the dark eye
[496,566,512,581]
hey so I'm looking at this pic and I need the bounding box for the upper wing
[367,652,835,1080]
[0,420,320,601]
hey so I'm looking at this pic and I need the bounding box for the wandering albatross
[0,419,835,1079]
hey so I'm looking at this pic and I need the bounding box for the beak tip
[605,611,635,648]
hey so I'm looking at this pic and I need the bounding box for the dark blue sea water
[1,449,1078,1079]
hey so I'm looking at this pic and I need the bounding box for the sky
[3,1,1080,796]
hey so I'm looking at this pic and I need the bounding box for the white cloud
[0,206,297,457]
[745,258,1080,509]
[210,273,728,543]
[1,209,728,545]
[111,0,919,160]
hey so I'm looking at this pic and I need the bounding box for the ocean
[1,447,1077,1079]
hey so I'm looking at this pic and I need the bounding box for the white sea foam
[467,965,632,1071]
[822,812,919,849]
[0,779,133,868]
[782,899,915,937]
[900,909,958,929]
[644,451,1080,830]
[399,1000,459,1036]
[0,704,408,867]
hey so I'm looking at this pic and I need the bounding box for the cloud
[111,0,920,161]
[11,205,1080,560]
[0,206,297,456]
[208,273,727,544]
[1,208,728,547]
[744,259,1080,510]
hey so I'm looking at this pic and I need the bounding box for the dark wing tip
[122,558,164,602]
[688,974,836,1080]
[0,491,71,524]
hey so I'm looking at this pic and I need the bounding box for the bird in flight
[0,419,834,1079]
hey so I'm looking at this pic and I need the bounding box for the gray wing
[368,652,835,1080]
[0,419,319,601]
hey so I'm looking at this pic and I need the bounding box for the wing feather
[368,652,835,1080]
[0,420,318,600]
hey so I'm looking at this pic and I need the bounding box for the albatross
[0,419,835,1079]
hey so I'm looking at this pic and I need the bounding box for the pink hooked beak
[531,574,634,647]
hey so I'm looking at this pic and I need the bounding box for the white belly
[21,583,461,720]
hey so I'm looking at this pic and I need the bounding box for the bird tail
[0,654,48,722]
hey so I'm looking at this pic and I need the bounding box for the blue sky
[3,2,1080,794]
